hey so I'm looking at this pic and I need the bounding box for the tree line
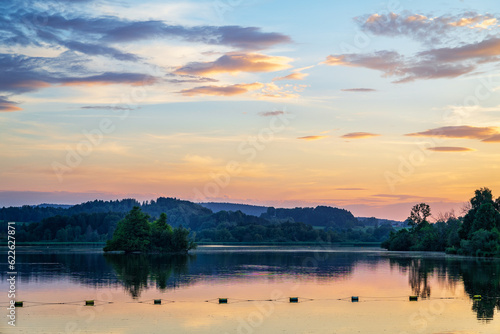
[1,198,397,245]
[382,187,500,257]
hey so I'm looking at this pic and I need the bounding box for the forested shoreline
[3,187,499,257]
[382,188,500,257]
[0,198,396,245]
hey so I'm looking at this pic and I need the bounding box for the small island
[103,206,196,253]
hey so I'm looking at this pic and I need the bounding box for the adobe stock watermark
[211,0,243,23]
[226,242,332,334]
[193,109,295,202]
[51,60,167,182]
[384,72,500,192]
[400,290,460,334]
[64,291,114,334]
[230,289,284,334]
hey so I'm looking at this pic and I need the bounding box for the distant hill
[199,202,268,216]
[0,197,213,227]
[357,216,406,227]
[200,203,364,229]
[261,206,359,229]
[2,197,397,244]
[35,203,74,209]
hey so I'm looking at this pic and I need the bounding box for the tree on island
[104,207,196,253]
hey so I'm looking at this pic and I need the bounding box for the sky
[1,0,500,220]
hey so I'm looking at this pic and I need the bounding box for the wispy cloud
[357,12,499,44]
[174,53,292,76]
[341,88,377,92]
[341,132,380,139]
[259,111,285,117]
[427,146,475,152]
[273,72,309,81]
[297,135,328,141]
[0,53,159,96]
[179,82,264,96]
[336,187,366,191]
[482,134,500,143]
[0,5,291,56]
[81,105,137,111]
[166,75,218,84]
[0,96,21,112]
[0,2,292,108]
[60,72,158,86]
[406,125,500,142]
[257,83,300,99]
[326,11,500,84]
[324,50,475,83]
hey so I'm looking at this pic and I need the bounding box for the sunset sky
[1,0,500,220]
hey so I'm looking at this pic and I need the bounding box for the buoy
[289,297,298,303]
[154,299,161,305]
[351,296,359,302]
[218,298,228,304]
[85,300,94,306]
[473,295,482,300]
[409,296,418,301]
[14,301,23,307]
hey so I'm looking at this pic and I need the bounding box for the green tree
[104,207,151,253]
[408,203,431,229]
[473,203,500,232]
[471,187,494,210]
[151,213,174,251]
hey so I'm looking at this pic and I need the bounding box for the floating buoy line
[1,295,498,308]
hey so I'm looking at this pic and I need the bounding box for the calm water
[1,246,500,333]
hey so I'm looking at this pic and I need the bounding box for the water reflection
[459,260,500,321]
[105,250,363,297]
[390,256,500,321]
[104,253,194,298]
[2,246,499,320]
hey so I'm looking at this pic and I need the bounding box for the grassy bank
[196,241,382,247]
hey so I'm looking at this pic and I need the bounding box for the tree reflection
[459,260,500,321]
[104,253,193,298]
[390,256,500,321]
[409,259,431,299]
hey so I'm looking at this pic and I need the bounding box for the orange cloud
[341,132,380,139]
[0,105,22,112]
[482,134,500,143]
[257,83,300,99]
[473,18,498,29]
[273,72,309,81]
[297,135,328,141]
[174,53,292,76]
[323,55,349,66]
[405,14,428,22]
[0,97,22,112]
[427,146,475,152]
[11,80,51,90]
[179,82,264,96]
[405,125,500,142]
[448,16,498,29]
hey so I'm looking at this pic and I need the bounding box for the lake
[1,246,500,333]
